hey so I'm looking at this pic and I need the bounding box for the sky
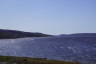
[0,0,96,35]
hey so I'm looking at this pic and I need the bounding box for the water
[0,36,96,64]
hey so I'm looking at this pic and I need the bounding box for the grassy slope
[0,56,80,64]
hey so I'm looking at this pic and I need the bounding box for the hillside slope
[0,29,51,39]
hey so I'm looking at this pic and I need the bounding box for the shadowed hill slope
[0,29,51,39]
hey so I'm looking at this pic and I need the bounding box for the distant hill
[0,29,51,39]
[70,33,96,37]
[59,33,96,37]
[0,29,96,39]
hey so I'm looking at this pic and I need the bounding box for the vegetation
[0,56,80,64]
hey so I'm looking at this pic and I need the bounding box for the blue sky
[0,0,96,34]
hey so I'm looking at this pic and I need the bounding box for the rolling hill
[0,29,51,39]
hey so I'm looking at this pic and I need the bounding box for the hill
[59,33,96,37]
[0,29,51,39]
